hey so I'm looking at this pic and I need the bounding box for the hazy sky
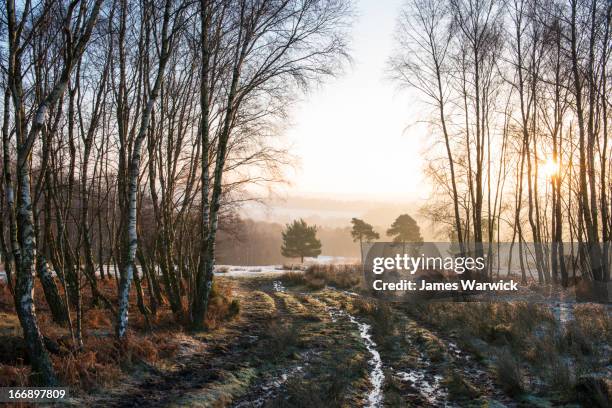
[283,0,430,201]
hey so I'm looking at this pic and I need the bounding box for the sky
[281,0,430,202]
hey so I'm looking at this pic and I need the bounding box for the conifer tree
[281,219,322,263]
[350,218,379,263]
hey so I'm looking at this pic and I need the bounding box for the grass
[265,323,370,408]
[277,357,367,408]
[573,375,612,408]
[350,297,397,349]
[173,366,258,407]
[261,321,301,358]
[280,264,363,291]
[0,312,21,336]
[205,281,241,329]
[280,271,307,286]
[442,370,481,400]
[249,291,277,319]
[0,276,240,392]
[494,348,523,396]
[177,284,372,408]
[305,264,363,289]
[406,300,611,404]
[3,270,609,406]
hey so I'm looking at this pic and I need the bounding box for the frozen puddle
[350,314,384,408]
[234,366,304,408]
[395,332,449,406]
[552,302,574,324]
[397,370,446,404]
[233,354,318,408]
[328,308,384,407]
[272,281,286,292]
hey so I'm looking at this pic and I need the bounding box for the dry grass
[413,301,555,350]
[443,370,481,400]
[0,363,29,387]
[354,298,394,334]
[0,275,239,392]
[49,329,178,391]
[249,291,276,319]
[205,281,240,329]
[84,308,112,330]
[350,297,396,349]
[304,264,363,290]
[0,311,21,336]
[547,358,573,396]
[494,348,524,396]
[564,304,611,347]
[280,264,363,290]
[0,283,12,311]
[574,376,612,408]
[261,321,300,358]
[410,300,610,402]
[53,350,123,391]
[280,271,307,286]
[351,297,377,315]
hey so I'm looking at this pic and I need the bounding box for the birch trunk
[35,255,67,324]
[14,149,58,385]
[116,0,175,339]
[191,0,212,329]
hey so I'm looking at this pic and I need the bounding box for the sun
[542,157,560,178]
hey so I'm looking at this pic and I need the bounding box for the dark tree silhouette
[387,214,423,244]
[281,219,322,263]
[350,218,379,263]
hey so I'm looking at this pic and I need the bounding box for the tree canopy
[386,214,423,244]
[350,218,380,243]
[281,219,322,263]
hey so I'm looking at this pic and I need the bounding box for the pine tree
[387,214,423,255]
[350,218,379,264]
[281,219,322,263]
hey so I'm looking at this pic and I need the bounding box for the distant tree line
[279,214,423,264]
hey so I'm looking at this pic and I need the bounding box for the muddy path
[271,286,512,407]
[75,278,510,407]
[380,305,512,407]
[311,288,512,407]
[232,281,373,407]
[83,284,282,407]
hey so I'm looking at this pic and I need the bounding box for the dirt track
[74,277,508,407]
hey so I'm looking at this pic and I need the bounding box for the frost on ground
[272,281,286,292]
[215,265,293,277]
[328,307,384,408]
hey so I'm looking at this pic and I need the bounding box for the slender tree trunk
[36,255,68,324]
[116,0,174,340]
[191,0,213,329]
